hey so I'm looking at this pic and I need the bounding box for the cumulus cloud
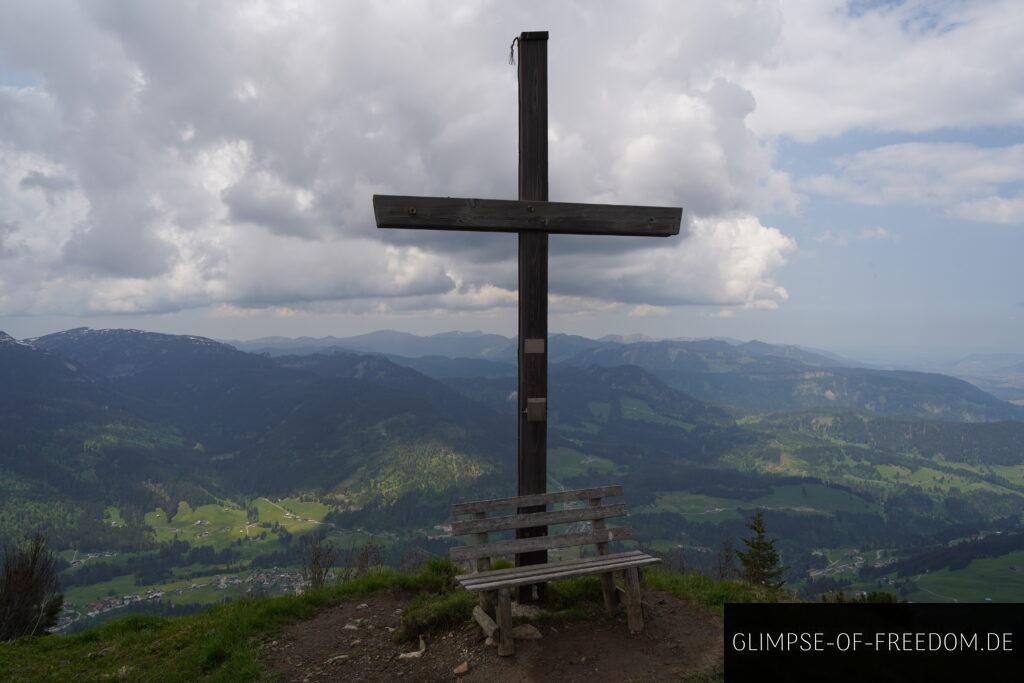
[736,0,1024,141]
[0,0,805,320]
[803,143,1024,225]
[815,226,897,248]
[550,214,795,308]
[19,170,74,203]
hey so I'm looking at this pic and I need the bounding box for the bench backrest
[449,485,631,565]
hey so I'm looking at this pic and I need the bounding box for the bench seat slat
[451,485,623,516]
[458,554,661,592]
[451,503,626,535]
[449,527,632,561]
[456,550,647,584]
[465,556,660,592]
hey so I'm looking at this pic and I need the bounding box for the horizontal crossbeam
[450,503,626,535]
[374,195,681,237]
[451,485,623,516]
[450,526,633,561]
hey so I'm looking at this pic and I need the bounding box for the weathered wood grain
[472,511,494,615]
[451,503,626,535]
[472,605,499,638]
[624,566,645,634]
[515,28,551,601]
[591,497,619,614]
[457,549,644,580]
[450,526,633,561]
[497,588,514,656]
[451,485,623,516]
[459,554,661,592]
[373,195,682,237]
[456,550,648,584]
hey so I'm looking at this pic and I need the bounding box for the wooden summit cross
[373,31,681,599]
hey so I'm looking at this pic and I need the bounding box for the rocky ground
[263,589,723,682]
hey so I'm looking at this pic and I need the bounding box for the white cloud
[628,304,670,318]
[803,142,1024,225]
[815,225,897,247]
[736,0,1024,141]
[0,0,805,320]
[953,195,1024,226]
[550,213,795,308]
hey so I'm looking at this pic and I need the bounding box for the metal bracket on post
[525,397,546,422]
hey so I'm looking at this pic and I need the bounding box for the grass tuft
[644,567,790,615]
[400,590,477,639]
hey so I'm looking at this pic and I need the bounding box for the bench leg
[600,571,618,614]
[624,567,644,634]
[480,589,495,618]
[497,587,515,656]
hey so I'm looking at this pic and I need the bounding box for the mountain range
[2,326,1023,601]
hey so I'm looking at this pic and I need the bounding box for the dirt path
[263,590,722,682]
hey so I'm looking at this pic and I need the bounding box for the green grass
[641,492,740,523]
[644,567,790,615]
[64,575,138,605]
[144,497,332,549]
[751,484,878,515]
[2,560,788,681]
[643,483,875,524]
[549,447,618,480]
[400,590,476,639]
[0,561,460,682]
[909,551,1024,603]
[145,502,249,548]
[275,498,330,521]
[103,506,126,528]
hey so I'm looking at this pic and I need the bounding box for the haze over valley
[4,325,1024,630]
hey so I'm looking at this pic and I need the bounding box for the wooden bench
[449,485,660,656]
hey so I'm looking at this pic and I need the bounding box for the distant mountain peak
[598,333,657,344]
[33,326,226,348]
[430,330,492,339]
[0,330,32,347]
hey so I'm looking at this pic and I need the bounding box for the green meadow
[144,497,331,548]
[908,551,1024,603]
[640,483,878,523]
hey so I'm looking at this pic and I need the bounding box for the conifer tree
[737,510,785,589]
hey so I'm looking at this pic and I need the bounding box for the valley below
[3,327,1024,634]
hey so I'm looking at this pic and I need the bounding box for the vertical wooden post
[515,30,549,602]
[473,512,495,616]
[624,566,644,634]
[497,587,515,656]
[590,497,618,614]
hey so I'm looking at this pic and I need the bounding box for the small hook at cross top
[509,36,519,66]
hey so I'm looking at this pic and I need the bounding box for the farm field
[548,447,618,481]
[639,483,879,524]
[143,497,332,547]
[907,551,1024,603]
[103,506,126,528]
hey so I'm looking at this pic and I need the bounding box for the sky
[0,0,1021,363]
